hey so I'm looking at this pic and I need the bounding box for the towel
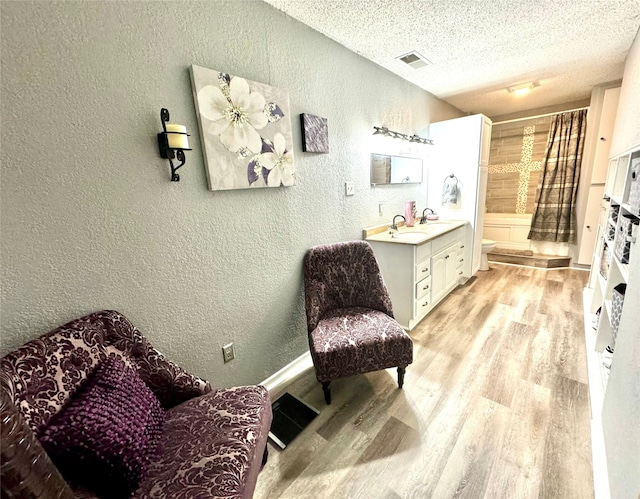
[442,176,458,204]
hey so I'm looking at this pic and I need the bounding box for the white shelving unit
[584,145,640,498]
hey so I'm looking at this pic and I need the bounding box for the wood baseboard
[260,351,313,397]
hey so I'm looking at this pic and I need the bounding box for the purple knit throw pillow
[39,355,165,498]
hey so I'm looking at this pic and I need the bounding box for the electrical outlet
[222,343,235,363]
[345,181,355,196]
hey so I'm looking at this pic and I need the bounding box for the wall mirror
[370,153,423,185]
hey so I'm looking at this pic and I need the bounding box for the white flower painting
[191,65,295,191]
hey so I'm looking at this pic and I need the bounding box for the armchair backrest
[303,241,394,333]
[0,310,210,438]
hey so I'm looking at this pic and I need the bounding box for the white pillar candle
[167,132,189,150]
[165,123,187,134]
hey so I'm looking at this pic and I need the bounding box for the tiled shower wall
[486,116,551,213]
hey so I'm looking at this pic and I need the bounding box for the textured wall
[0,1,461,387]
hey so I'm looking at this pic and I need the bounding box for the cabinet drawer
[415,275,431,300]
[415,259,431,281]
[456,252,465,269]
[432,227,463,253]
[416,241,431,264]
[415,293,431,315]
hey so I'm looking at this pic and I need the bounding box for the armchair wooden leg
[322,381,331,405]
[397,366,406,388]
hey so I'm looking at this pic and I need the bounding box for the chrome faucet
[391,214,406,231]
[420,208,434,224]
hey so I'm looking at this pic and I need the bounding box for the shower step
[488,249,571,268]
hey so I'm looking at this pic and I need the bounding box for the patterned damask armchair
[303,240,413,404]
[0,310,272,499]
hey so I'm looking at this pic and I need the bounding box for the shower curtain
[528,109,587,243]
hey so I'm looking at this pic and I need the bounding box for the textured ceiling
[263,0,640,118]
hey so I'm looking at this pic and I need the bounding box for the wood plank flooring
[255,263,593,499]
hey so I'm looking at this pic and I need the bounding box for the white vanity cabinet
[367,224,467,330]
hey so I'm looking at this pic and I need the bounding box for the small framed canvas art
[300,113,328,153]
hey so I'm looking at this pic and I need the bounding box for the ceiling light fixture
[507,81,540,96]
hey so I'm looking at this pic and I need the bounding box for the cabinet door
[592,87,620,184]
[577,185,606,265]
[432,246,458,304]
[431,250,447,304]
[445,247,459,290]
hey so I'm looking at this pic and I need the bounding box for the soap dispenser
[404,201,416,227]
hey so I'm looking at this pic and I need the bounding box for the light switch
[345,181,355,196]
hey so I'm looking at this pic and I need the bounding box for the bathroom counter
[363,219,467,246]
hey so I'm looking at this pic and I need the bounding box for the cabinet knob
[600,137,606,141]
[422,302,429,307]
[458,271,463,275]
[423,285,429,290]
[460,245,465,248]
[422,268,428,272]
[445,255,450,259]
[460,258,464,262]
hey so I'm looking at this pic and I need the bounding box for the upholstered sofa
[0,310,272,499]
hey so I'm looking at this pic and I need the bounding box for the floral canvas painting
[190,65,295,191]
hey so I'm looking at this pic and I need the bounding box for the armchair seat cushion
[133,385,272,499]
[310,307,413,383]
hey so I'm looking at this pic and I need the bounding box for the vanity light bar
[373,126,434,145]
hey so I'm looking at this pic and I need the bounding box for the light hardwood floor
[255,263,593,499]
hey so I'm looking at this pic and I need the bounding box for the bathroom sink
[389,232,430,242]
[398,226,434,234]
[401,223,454,235]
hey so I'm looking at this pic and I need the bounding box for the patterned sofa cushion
[39,355,165,498]
[310,307,413,383]
[133,385,272,499]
